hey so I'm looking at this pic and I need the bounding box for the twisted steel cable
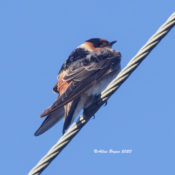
[28,12,175,175]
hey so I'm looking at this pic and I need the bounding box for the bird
[34,38,121,136]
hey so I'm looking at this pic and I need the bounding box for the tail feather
[63,98,80,134]
[34,107,64,136]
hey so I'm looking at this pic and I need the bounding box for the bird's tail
[34,107,64,136]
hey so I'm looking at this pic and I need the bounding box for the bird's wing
[40,48,121,117]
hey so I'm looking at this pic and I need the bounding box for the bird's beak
[109,40,117,47]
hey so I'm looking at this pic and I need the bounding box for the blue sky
[0,1,175,175]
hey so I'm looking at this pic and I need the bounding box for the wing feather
[40,48,121,117]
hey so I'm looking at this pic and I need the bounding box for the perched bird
[35,38,121,136]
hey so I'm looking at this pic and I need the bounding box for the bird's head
[80,38,117,51]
